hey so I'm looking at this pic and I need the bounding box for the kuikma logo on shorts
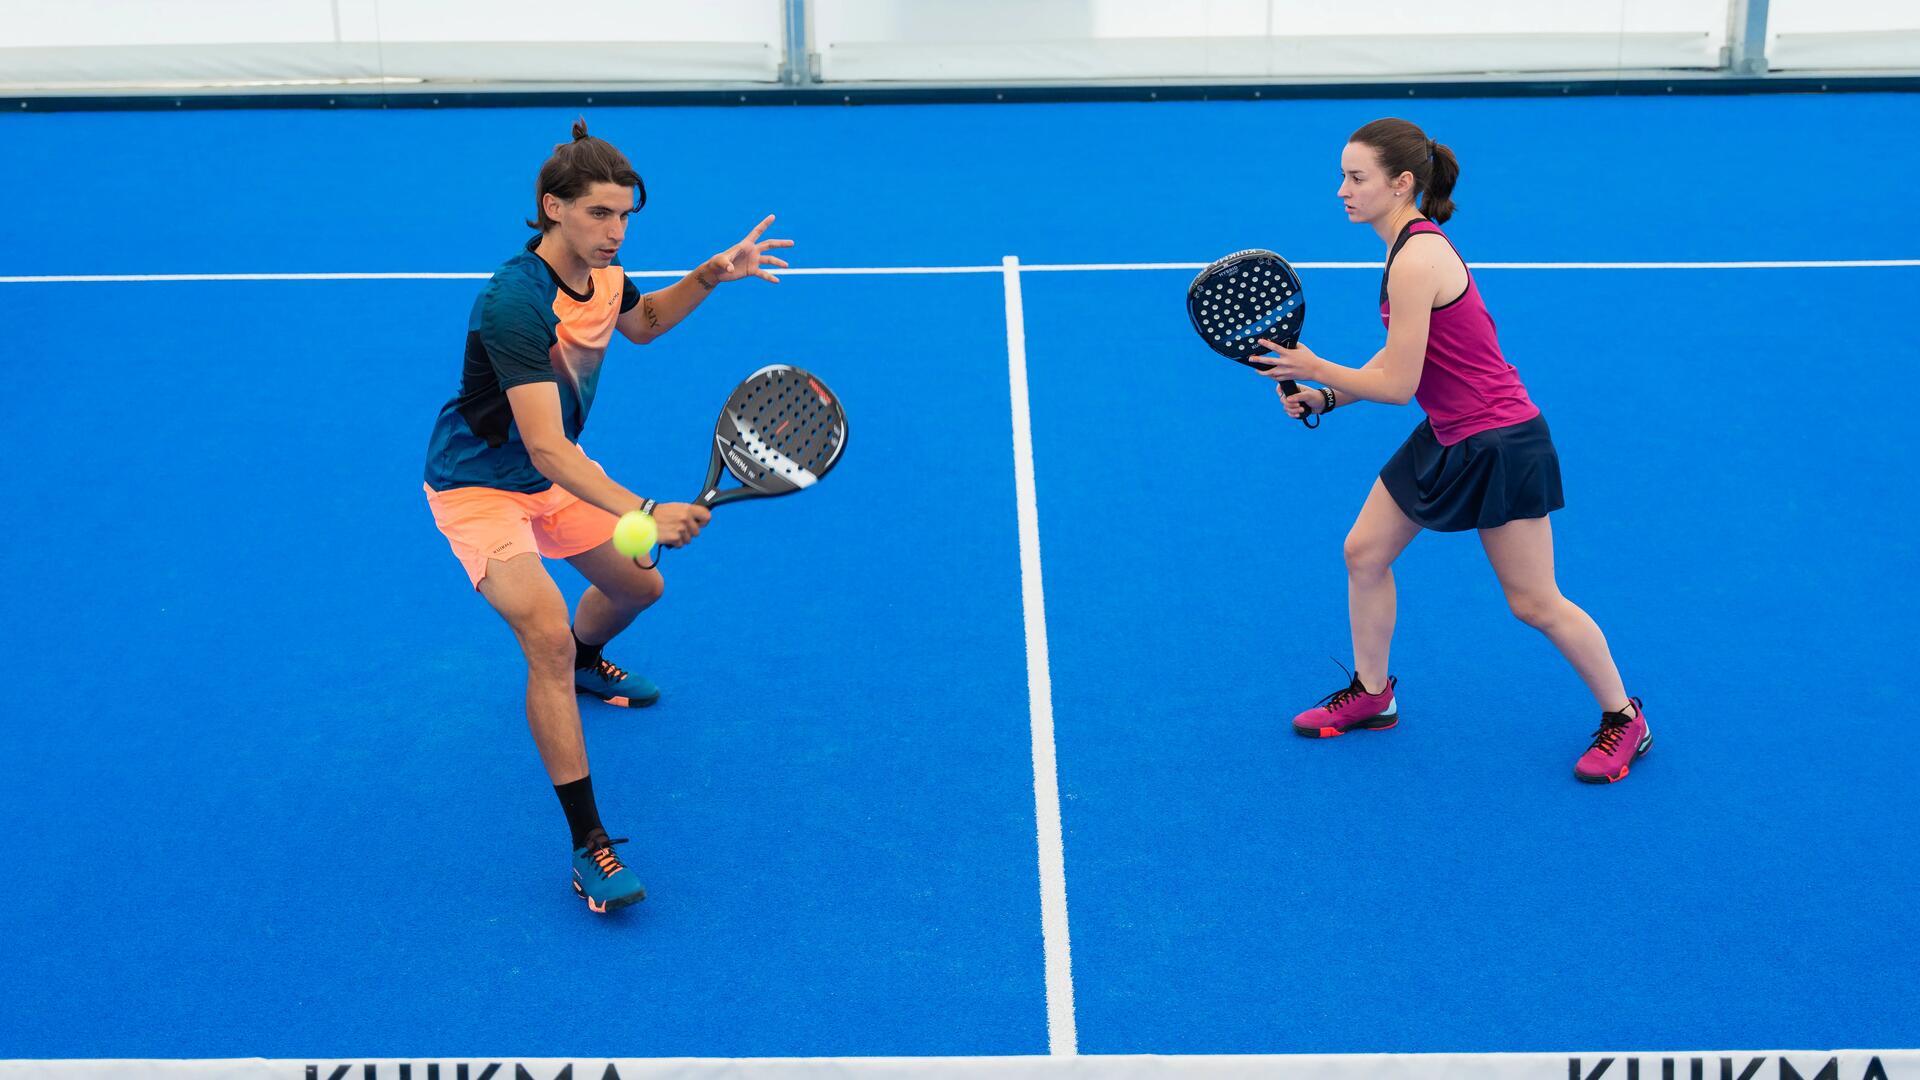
[1568,1057,1893,1080]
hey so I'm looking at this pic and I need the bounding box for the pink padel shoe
[1574,698,1651,784]
[1292,671,1400,738]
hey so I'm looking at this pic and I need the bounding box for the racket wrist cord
[632,500,662,570]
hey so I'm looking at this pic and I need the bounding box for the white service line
[1018,259,1920,271]
[1459,259,1920,269]
[6,259,1917,285]
[1002,254,1078,1057]
[0,267,1006,283]
[775,265,1003,275]
[0,272,493,283]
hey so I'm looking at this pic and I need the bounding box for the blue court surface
[1,91,1916,1070]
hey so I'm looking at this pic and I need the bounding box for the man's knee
[623,571,665,609]
[519,618,577,675]
[593,571,663,616]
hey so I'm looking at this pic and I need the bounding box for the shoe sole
[578,688,660,708]
[573,879,647,912]
[1293,714,1400,739]
[1576,733,1652,784]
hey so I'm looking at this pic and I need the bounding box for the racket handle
[1279,379,1316,429]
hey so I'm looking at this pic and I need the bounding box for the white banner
[811,0,1728,79]
[817,32,1718,81]
[0,0,783,88]
[1770,30,1920,69]
[0,42,778,90]
[0,1052,1915,1080]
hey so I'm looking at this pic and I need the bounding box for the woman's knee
[1344,531,1396,576]
[1506,589,1564,629]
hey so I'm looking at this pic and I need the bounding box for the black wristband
[638,499,657,516]
[1320,387,1336,413]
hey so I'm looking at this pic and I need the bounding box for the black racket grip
[1248,359,1315,429]
[1278,377,1316,429]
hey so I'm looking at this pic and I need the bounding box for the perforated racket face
[1187,249,1306,364]
[703,364,847,507]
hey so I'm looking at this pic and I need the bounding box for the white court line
[0,272,497,283]
[1444,259,1920,269]
[4,259,1918,284]
[1003,254,1077,1057]
[1019,259,1920,271]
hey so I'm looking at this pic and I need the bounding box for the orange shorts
[424,477,619,589]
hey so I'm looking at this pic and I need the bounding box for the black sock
[573,630,603,672]
[553,775,605,850]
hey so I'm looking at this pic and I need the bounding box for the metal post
[780,0,816,86]
[1724,0,1771,75]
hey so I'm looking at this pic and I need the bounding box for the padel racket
[698,363,848,507]
[632,363,848,567]
[1187,248,1317,429]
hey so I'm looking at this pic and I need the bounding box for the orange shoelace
[587,837,630,879]
[1588,720,1628,754]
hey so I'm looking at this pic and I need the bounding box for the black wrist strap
[638,499,657,516]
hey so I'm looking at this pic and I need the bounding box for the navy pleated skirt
[1379,413,1565,532]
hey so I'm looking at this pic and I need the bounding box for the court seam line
[1003,253,1078,1057]
[4,258,1917,284]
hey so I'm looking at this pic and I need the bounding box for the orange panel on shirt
[552,265,624,361]
[547,265,626,398]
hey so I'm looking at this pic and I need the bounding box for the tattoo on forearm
[695,272,717,292]
[643,295,660,330]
